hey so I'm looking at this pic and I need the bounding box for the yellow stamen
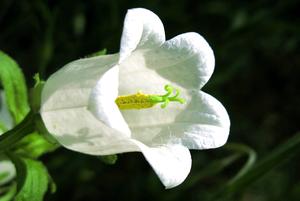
[115,92,155,110]
[115,85,186,110]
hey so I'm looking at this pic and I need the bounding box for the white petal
[131,90,230,149]
[119,50,171,95]
[118,32,214,102]
[41,54,118,112]
[88,65,131,136]
[134,142,191,188]
[41,106,138,155]
[119,8,165,63]
[41,54,137,155]
[144,32,215,89]
[171,90,230,149]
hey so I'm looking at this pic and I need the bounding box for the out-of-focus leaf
[48,173,56,194]
[225,143,257,183]
[0,183,17,201]
[0,154,16,187]
[212,132,300,201]
[0,91,13,131]
[8,154,52,201]
[163,143,256,201]
[0,122,7,134]
[186,154,241,189]
[229,132,300,190]
[182,143,255,191]
[0,172,9,181]
[0,51,29,124]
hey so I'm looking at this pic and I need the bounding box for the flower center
[115,85,185,110]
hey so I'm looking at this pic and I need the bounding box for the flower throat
[115,85,185,110]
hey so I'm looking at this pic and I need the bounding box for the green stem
[225,143,257,184]
[0,111,36,151]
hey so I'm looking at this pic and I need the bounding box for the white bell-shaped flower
[40,8,230,188]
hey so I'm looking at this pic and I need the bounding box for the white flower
[40,8,230,188]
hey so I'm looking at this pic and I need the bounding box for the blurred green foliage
[0,0,299,201]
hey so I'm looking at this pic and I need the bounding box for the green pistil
[149,84,186,108]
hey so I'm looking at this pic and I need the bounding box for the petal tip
[119,8,165,63]
[139,144,192,189]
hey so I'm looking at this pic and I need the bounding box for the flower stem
[0,111,36,152]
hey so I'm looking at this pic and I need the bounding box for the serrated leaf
[8,154,51,201]
[0,51,30,124]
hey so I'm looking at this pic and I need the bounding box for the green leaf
[14,132,58,159]
[0,172,9,181]
[0,183,17,201]
[8,154,51,201]
[0,51,29,124]
[0,122,8,134]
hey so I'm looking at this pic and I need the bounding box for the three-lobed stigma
[115,85,186,110]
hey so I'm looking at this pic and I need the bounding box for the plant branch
[0,111,36,152]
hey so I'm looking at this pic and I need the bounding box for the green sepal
[97,154,118,165]
[86,48,107,58]
[29,73,45,113]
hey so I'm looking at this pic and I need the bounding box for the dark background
[1,0,299,200]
